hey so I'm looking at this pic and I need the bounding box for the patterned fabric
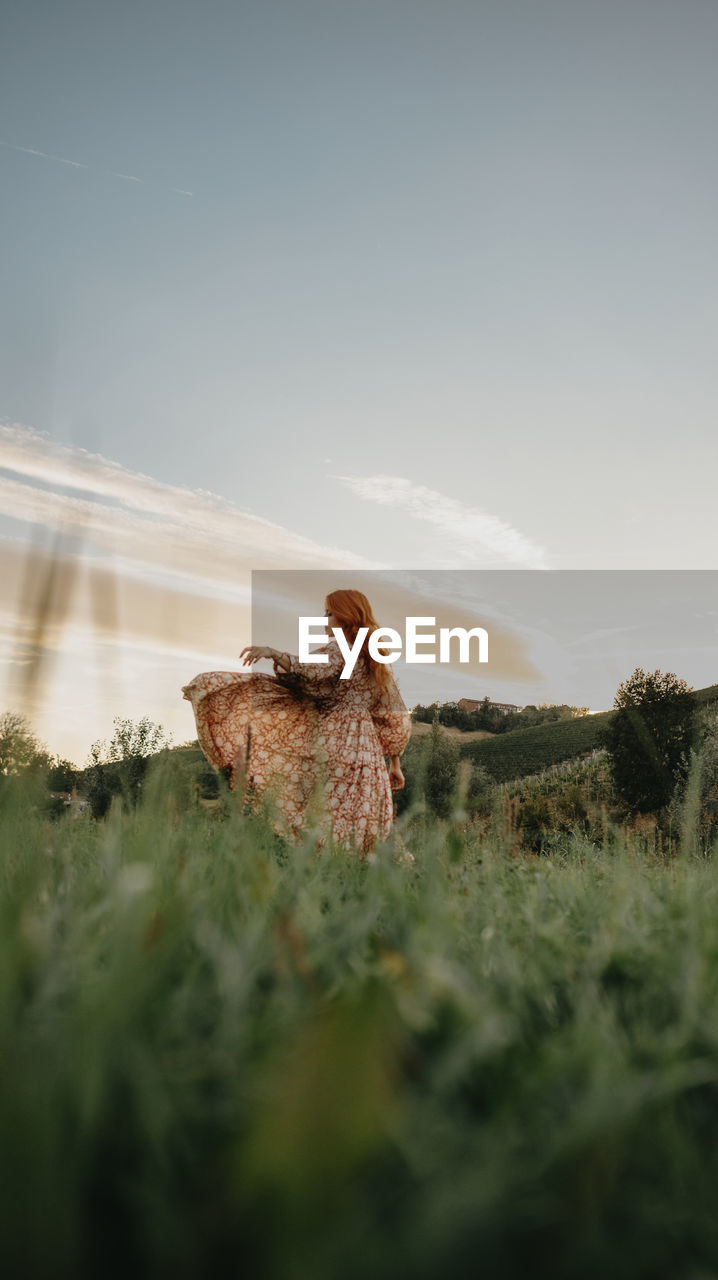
[182,638,411,854]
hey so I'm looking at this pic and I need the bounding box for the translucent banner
[250,570,718,712]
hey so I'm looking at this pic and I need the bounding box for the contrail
[0,140,88,168]
[0,139,193,195]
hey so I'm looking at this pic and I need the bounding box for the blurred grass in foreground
[2,762,718,1279]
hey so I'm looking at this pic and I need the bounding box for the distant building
[49,790,72,807]
[458,697,523,715]
[49,787,89,817]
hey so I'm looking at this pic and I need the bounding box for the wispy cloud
[0,423,375,592]
[334,473,550,569]
[0,139,193,195]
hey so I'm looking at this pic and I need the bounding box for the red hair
[325,589,392,689]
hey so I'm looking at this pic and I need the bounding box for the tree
[410,703,438,726]
[104,716,172,763]
[82,741,122,819]
[47,758,79,792]
[85,716,172,812]
[603,668,695,814]
[0,711,46,776]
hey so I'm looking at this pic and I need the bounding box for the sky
[1,0,717,762]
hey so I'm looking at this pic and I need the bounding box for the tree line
[0,711,218,819]
[411,698,590,734]
[2,666,716,839]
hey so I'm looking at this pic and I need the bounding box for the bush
[425,716,459,819]
[196,765,220,799]
[467,761,493,817]
[395,719,459,819]
[516,794,553,852]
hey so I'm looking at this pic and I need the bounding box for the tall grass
[2,763,718,1279]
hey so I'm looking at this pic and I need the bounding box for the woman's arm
[240,640,345,695]
[388,755,405,791]
[239,645,290,672]
[370,669,412,759]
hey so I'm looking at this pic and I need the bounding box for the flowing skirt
[182,670,397,852]
[182,671,321,840]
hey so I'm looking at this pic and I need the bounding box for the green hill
[694,682,718,709]
[458,683,718,783]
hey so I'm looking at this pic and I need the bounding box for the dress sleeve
[275,638,346,701]
[370,668,412,757]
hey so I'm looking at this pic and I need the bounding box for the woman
[181,589,411,855]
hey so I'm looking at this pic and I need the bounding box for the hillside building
[458,697,523,715]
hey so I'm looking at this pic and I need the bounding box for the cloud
[334,473,550,569]
[0,423,376,591]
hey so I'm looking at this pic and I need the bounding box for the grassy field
[3,763,718,1279]
[458,711,613,781]
[410,721,494,742]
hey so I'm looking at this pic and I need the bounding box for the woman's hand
[240,645,291,672]
[388,757,405,791]
[240,645,274,666]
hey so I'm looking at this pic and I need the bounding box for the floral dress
[181,638,411,853]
